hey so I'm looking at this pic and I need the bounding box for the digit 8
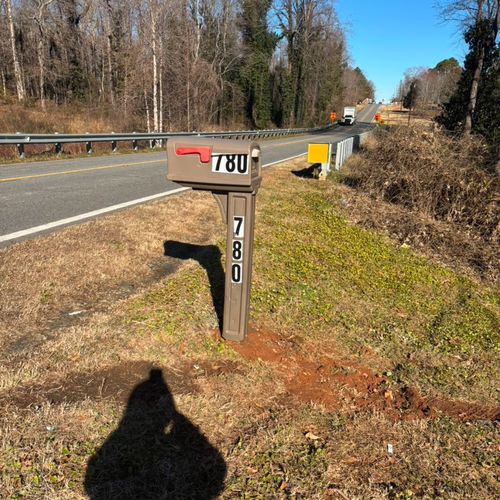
[226,155,236,172]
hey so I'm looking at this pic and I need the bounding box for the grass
[0,159,498,498]
[340,124,499,282]
[378,103,438,127]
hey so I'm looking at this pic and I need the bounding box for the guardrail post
[86,142,92,154]
[335,141,341,170]
[54,132,62,156]
[17,142,25,159]
[15,132,25,159]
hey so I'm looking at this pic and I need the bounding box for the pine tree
[437,18,499,146]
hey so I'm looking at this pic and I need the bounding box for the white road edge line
[0,154,307,243]
[0,188,190,243]
[262,152,306,168]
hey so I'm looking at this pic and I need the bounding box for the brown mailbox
[166,137,261,193]
[166,137,262,342]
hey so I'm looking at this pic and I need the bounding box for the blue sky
[335,0,468,101]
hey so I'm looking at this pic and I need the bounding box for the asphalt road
[0,104,379,246]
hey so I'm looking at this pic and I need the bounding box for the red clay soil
[230,327,500,422]
[2,328,498,423]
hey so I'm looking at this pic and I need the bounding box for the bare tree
[0,0,359,135]
[32,0,54,108]
[5,0,25,100]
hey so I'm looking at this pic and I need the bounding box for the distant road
[0,104,379,246]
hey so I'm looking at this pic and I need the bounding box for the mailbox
[167,137,262,193]
[166,137,262,343]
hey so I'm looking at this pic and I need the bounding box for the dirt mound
[0,359,240,411]
[3,329,498,423]
[231,328,499,422]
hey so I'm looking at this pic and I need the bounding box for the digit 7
[234,217,244,237]
[214,155,223,171]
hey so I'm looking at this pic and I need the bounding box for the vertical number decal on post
[231,263,242,284]
[231,216,245,284]
[232,240,243,262]
[233,216,245,238]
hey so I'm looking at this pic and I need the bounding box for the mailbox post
[166,138,262,342]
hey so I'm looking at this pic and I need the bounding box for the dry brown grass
[0,159,498,498]
[334,175,500,283]
[378,103,438,127]
[0,101,148,161]
[341,124,499,281]
[0,101,143,135]
[0,190,224,369]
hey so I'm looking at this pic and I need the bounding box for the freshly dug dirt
[4,327,497,423]
[231,327,500,422]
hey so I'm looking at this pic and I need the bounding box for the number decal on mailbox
[231,216,244,284]
[212,154,249,174]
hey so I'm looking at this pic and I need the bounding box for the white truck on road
[342,106,356,125]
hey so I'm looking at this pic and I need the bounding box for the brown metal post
[222,192,256,342]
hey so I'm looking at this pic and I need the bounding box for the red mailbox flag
[176,147,212,163]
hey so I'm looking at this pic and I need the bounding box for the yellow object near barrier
[307,143,330,164]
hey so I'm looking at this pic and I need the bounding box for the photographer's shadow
[85,369,226,499]
[163,241,225,331]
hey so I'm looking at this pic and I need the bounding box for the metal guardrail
[0,124,334,159]
[335,137,354,170]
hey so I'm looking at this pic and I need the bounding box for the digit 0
[237,155,248,174]
[232,264,242,283]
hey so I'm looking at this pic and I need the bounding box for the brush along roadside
[339,124,499,282]
[0,159,498,498]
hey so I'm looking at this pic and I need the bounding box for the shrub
[344,125,499,241]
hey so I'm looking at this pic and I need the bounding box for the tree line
[0,0,375,132]
[395,58,462,111]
